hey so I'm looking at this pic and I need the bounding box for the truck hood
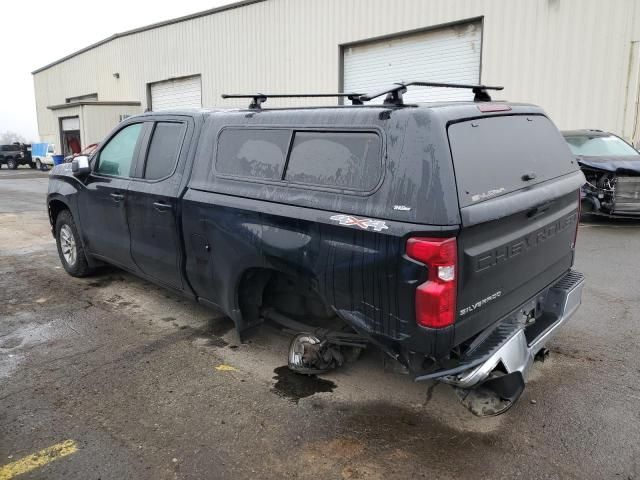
[577,155,640,174]
[50,162,74,176]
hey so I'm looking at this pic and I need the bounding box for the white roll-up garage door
[343,22,482,103]
[150,75,202,111]
[61,117,80,131]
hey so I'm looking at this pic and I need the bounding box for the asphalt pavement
[0,166,639,479]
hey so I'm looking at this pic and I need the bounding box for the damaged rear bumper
[416,270,585,388]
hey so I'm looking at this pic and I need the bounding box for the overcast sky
[0,0,234,141]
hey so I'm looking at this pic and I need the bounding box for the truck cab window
[96,123,143,177]
[216,128,290,180]
[144,122,186,180]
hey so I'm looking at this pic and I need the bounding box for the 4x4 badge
[330,215,389,232]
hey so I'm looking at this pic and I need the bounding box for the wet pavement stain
[189,318,234,348]
[86,275,124,288]
[193,336,228,348]
[205,317,235,337]
[0,336,23,349]
[271,366,336,403]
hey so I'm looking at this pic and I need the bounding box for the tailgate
[447,114,585,341]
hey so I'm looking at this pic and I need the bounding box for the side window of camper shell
[215,128,382,192]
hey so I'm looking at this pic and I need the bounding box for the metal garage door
[150,75,202,111]
[61,117,80,131]
[343,22,482,103]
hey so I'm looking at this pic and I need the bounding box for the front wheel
[6,158,17,170]
[35,158,42,170]
[55,210,94,277]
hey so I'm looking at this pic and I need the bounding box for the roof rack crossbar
[359,81,504,105]
[221,92,365,109]
[221,81,504,109]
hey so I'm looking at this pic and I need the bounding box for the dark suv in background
[46,82,586,413]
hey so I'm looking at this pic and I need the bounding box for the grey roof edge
[32,0,267,75]
[48,101,142,110]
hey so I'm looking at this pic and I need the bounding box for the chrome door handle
[110,193,124,202]
[153,201,172,212]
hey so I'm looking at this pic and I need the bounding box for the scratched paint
[0,440,78,480]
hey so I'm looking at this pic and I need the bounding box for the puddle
[271,366,336,403]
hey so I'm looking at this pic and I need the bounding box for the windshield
[564,135,638,156]
[47,145,54,153]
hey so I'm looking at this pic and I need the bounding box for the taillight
[406,237,457,328]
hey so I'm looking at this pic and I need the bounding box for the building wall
[37,106,81,148]
[33,0,640,147]
[82,105,141,146]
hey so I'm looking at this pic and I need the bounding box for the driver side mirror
[71,155,91,176]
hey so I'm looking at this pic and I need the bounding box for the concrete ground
[0,166,639,479]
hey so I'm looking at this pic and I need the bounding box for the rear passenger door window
[96,123,143,177]
[285,131,382,191]
[143,122,186,180]
[216,128,290,180]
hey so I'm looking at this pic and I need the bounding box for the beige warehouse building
[33,0,640,155]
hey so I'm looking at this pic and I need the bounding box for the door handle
[153,201,172,212]
[110,193,124,202]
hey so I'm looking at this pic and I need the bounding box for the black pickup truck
[0,143,33,169]
[47,83,586,411]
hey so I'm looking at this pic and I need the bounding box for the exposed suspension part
[261,308,368,375]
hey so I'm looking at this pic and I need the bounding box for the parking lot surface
[1,167,639,479]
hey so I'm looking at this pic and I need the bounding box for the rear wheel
[55,210,94,277]
[6,158,17,170]
[29,162,36,169]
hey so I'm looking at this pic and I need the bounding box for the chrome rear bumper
[416,270,585,387]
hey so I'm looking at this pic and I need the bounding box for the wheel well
[48,200,69,231]
[237,268,335,328]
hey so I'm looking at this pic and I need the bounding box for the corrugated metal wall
[82,105,142,146]
[33,0,640,147]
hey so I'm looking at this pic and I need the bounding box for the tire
[6,158,17,170]
[35,158,41,170]
[55,210,94,277]
[29,162,36,169]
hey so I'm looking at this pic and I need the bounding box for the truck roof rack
[221,93,365,109]
[221,81,504,109]
[359,81,504,105]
